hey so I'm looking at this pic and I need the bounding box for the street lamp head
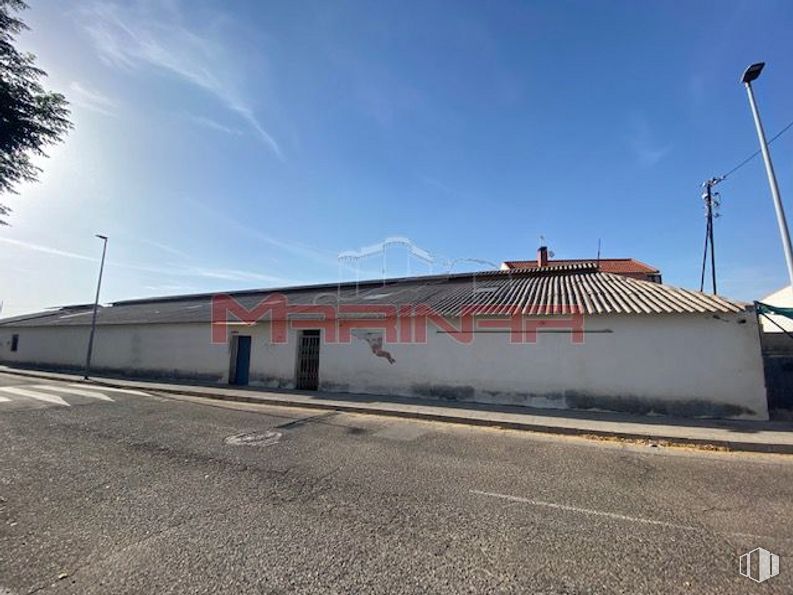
[96,234,108,240]
[741,62,765,84]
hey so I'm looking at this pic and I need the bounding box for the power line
[695,118,792,292]
[720,118,793,181]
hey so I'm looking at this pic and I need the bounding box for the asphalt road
[0,372,791,594]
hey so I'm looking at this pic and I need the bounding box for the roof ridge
[108,265,599,307]
[0,269,747,327]
[502,257,660,274]
[598,271,750,306]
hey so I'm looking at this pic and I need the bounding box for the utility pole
[699,178,721,294]
[84,234,108,380]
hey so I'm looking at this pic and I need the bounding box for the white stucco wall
[315,312,768,419]
[0,310,769,419]
[0,324,230,382]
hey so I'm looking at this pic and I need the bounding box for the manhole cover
[224,431,282,447]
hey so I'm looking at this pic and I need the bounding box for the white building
[0,262,770,419]
[758,285,793,333]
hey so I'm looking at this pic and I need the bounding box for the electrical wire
[720,119,793,181]
[696,118,793,293]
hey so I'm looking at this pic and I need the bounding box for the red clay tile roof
[502,258,659,276]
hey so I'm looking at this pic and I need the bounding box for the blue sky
[2,0,793,316]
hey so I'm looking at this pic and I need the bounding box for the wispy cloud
[143,284,197,294]
[0,237,288,286]
[421,176,456,196]
[137,237,191,259]
[184,267,284,284]
[119,261,288,285]
[626,113,671,167]
[419,175,476,203]
[0,237,97,262]
[80,1,282,158]
[183,197,339,269]
[69,81,119,116]
[184,113,244,136]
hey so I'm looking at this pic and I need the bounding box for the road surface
[0,372,790,593]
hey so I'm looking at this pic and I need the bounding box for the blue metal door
[233,336,251,386]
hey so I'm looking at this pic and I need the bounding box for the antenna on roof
[596,239,601,265]
[538,235,555,259]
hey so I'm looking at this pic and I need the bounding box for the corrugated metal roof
[0,268,747,328]
[0,305,98,326]
[502,258,660,275]
[424,269,742,316]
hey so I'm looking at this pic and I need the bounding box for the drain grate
[224,431,282,447]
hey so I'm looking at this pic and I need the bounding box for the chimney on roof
[537,246,549,267]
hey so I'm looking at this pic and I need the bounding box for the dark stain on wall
[0,361,224,385]
[481,390,565,406]
[94,367,224,384]
[564,392,755,418]
[319,381,352,393]
[2,360,757,419]
[249,374,294,389]
[406,383,755,418]
[412,383,476,401]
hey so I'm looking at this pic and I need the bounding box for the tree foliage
[0,0,71,224]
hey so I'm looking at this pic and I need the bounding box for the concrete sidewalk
[2,365,793,454]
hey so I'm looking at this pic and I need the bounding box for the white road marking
[225,431,282,447]
[469,489,788,542]
[67,384,149,397]
[30,385,114,401]
[0,386,70,406]
[471,489,693,530]
[0,382,146,408]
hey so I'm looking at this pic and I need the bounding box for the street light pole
[84,234,108,380]
[741,62,793,290]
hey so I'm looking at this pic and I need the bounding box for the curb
[2,367,792,454]
[137,387,793,454]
